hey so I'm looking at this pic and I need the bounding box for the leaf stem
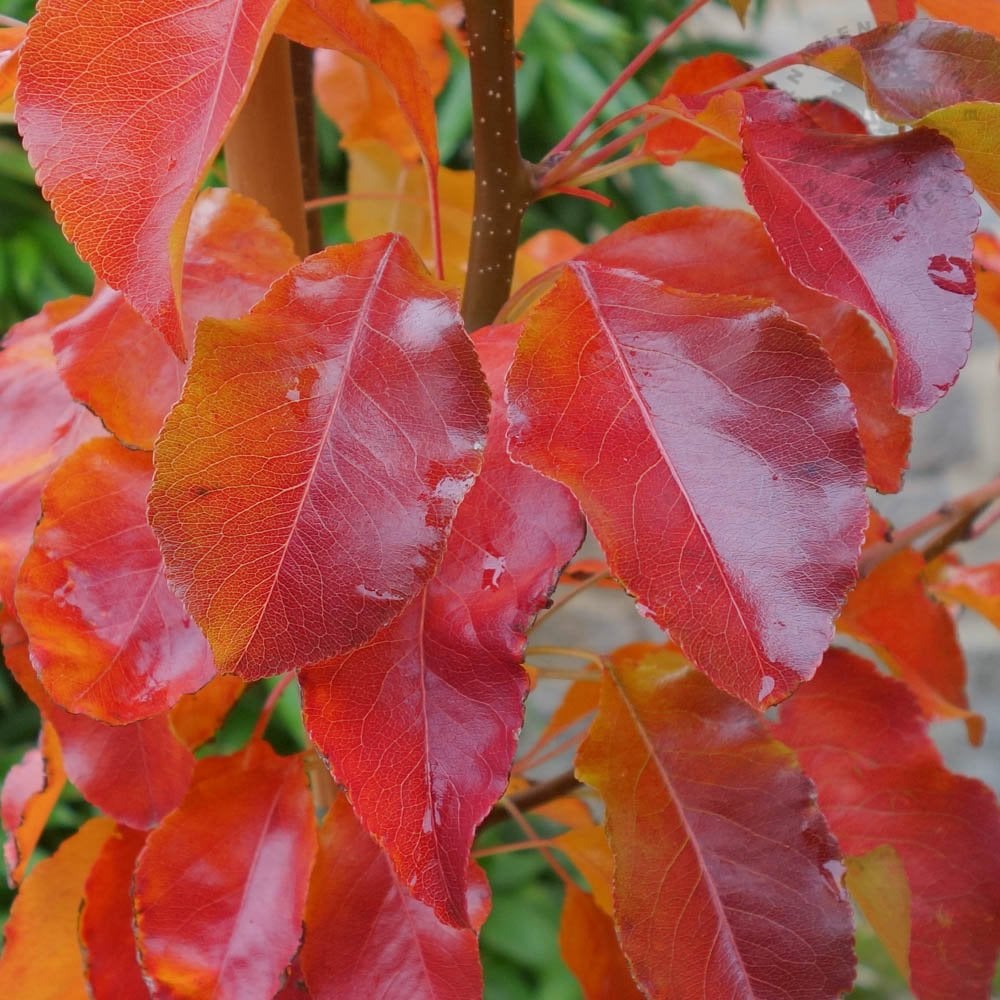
[525,646,607,671]
[701,50,803,94]
[480,768,583,830]
[461,0,534,330]
[305,191,427,211]
[859,473,1000,575]
[472,837,558,859]
[250,673,295,743]
[533,569,612,629]
[500,798,577,889]
[544,0,712,162]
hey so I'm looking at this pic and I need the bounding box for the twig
[480,768,583,830]
[533,569,612,629]
[250,673,295,742]
[289,42,323,255]
[500,798,577,889]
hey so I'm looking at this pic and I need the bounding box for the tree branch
[289,41,324,255]
[224,34,310,257]
[479,768,583,831]
[461,0,534,330]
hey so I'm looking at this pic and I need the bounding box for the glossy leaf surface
[807,20,1000,122]
[507,261,866,707]
[582,207,910,493]
[741,91,978,414]
[838,548,980,738]
[300,323,584,925]
[1,722,64,886]
[53,189,298,450]
[80,826,149,1000]
[16,438,215,723]
[300,796,486,1000]
[3,625,195,829]
[313,1,449,162]
[135,745,316,999]
[576,645,855,999]
[0,817,114,1000]
[16,0,290,356]
[560,885,642,1000]
[0,299,104,612]
[774,649,1000,1000]
[150,235,489,679]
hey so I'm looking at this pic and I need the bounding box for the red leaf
[581,206,911,493]
[773,649,1000,999]
[16,438,215,723]
[0,299,104,612]
[1,722,64,886]
[838,549,981,740]
[300,796,487,999]
[559,885,643,1000]
[576,644,855,999]
[867,0,916,22]
[280,0,439,173]
[0,816,114,1000]
[16,0,289,357]
[507,261,866,707]
[135,745,317,999]
[149,234,490,680]
[300,323,584,926]
[741,91,979,414]
[807,20,1000,122]
[3,623,195,829]
[53,189,298,450]
[80,826,149,1000]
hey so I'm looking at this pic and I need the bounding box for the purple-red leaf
[16,0,291,356]
[16,438,215,724]
[506,262,866,707]
[80,826,149,1000]
[774,649,1000,1000]
[300,323,584,926]
[300,796,487,999]
[149,234,490,680]
[582,206,911,493]
[135,745,317,999]
[741,90,979,414]
[52,189,298,450]
[576,644,855,999]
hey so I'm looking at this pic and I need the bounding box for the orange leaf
[838,549,982,741]
[553,825,614,916]
[845,845,912,982]
[930,560,1000,630]
[1,722,64,886]
[313,1,449,162]
[576,644,855,999]
[0,299,104,611]
[80,826,149,1000]
[973,232,1000,335]
[149,235,489,680]
[53,189,298,450]
[16,0,291,357]
[0,24,26,113]
[920,0,1000,39]
[345,140,474,286]
[135,745,317,999]
[0,816,115,1000]
[169,674,245,750]
[559,885,643,1000]
[775,649,1000,999]
[16,438,216,724]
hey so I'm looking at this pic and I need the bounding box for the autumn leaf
[837,548,982,740]
[300,323,584,926]
[929,559,1000,630]
[576,644,855,999]
[973,232,1000,334]
[16,438,216,724]
[552,824,614,916]
[0,298,104,612]
[299,796,487,999]
[0,23,25,113]
[845,845,912,982]
[16,0,291,356]
[312,1,449,162]
[0,817,114,1000]
[741,90,979,414]
[774,648,1000,999]
[169,674,245,750]
[53,189,298,450]
[921,0,1000,38]
[3,623,195,830]
[919,102,1000,215]
[80,826,149,1000]
[559,885,643,1000]
[135,745,317,999]
[1,722,64,886]
[507,260,866,707]
[867,0,916,21]
[581,206,911,493]
[150,234,490,679]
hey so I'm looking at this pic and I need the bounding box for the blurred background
[1,0,998,997]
